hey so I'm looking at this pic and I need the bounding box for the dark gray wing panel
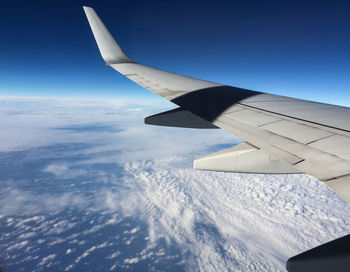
[145,107,218,129]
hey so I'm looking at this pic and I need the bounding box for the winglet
[83,6,133,64]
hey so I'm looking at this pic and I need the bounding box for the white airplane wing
[83,6,350,204]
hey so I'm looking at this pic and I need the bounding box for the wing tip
[83,5,133,65]
[82,6,93,13]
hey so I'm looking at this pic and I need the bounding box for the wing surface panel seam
[292,159,305,165]
[218,116,350,178]
[305,134,337,145]
[257,119,282,128]
[238,102,350,133]
[222,108,246,115]
[324,173,350,182]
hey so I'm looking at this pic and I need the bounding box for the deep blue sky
[1,0,349,105]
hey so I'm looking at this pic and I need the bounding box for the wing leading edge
[83,6,350,204]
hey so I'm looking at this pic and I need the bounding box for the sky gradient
[1,0,349,105]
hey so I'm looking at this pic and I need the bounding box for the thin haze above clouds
[0,97,349,271]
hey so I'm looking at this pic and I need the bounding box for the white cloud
[0,188,86,216]
[38,254,56,267]
[130,227,140,234]
[18,232,36,239]
[0,96,165,152]
[106,251,121,260]
[44,164,69,176]
[1,97,350,271]
[124,257,139,264]
[43,163,87,179]
[65,242,109,271]
[7,240,29,251]
[100,158,350,271]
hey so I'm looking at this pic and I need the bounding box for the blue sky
[1,0,349,105]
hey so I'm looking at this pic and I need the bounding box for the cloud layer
[0,96,349,272]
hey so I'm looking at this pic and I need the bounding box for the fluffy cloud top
[0,97,349,272]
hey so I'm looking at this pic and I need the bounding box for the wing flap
[194,142,301,174]
[326,175,350,203]
[308,134,350,161]
[216,113,350,181]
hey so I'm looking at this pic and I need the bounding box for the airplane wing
[83,6,350,204]
[83,6,350,271]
